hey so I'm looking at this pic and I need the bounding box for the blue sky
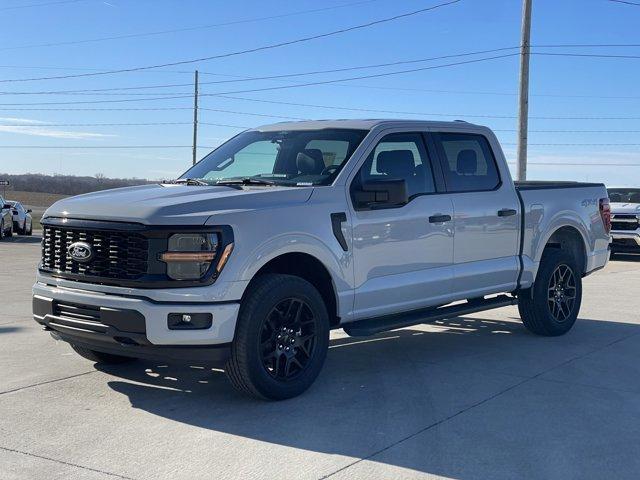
[0,0,639,185]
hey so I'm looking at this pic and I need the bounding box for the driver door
[348,132,455,320]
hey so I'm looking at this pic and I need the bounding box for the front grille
[54,300,101,323]
[611,215,639,232]
[41,226,149,280]
[52,300,107,333]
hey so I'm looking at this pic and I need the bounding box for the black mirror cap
[26,209,32,213]
[354,178,408,210]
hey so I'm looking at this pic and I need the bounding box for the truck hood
[43,183,314,225]
[610,202,640,215]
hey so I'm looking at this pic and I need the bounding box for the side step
[342,295,518,337]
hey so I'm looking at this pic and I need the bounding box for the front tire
[518,249,582,336]
[71,344,136,364]
[226,274,330,400]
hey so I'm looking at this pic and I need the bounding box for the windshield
[608,188,640,203]
[181,128,368,187]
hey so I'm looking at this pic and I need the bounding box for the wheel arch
[244,252,341,328]
[541,225,588,275]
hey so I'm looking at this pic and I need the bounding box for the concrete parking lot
[1,234,639,480]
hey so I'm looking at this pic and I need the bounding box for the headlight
[160,233,219,280]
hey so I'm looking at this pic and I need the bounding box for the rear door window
[433,133,500,192]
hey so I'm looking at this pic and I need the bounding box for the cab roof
[252,119,484,132]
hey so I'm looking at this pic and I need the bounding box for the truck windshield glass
[608,188,640,203]
[181,129,368,186]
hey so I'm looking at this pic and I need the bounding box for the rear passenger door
[431,131,520,298]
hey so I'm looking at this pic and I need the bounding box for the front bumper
[33,282,240,365]
[610,231,640,251]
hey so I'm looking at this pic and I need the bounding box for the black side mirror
[2,204,11,209]
[353,179,408,210]
[26,209,32,213]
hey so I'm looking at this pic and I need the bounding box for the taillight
[599,198,611,234]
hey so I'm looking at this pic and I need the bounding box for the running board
[342,295,518,337]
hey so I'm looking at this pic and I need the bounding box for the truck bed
[514,181,610,289]
[515,181,605,191]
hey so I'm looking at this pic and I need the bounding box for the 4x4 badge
[67,242,94,263]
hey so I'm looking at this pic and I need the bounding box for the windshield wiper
[214,177,276,186]
[172,178,210,186]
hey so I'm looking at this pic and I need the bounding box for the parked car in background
[8,201,33,236]
[0,194,14,240]
[33,120,611,400]
[607,188,640,253]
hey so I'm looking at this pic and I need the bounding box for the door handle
[497,208,517,217]
[428,214,452,223]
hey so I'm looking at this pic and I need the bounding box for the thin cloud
[0,116,46,124]
[0,125,115,139]
[0,116,115,139]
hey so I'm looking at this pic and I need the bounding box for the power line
[0,145,194,149]
[189,47,520,85]
[199,107,307,120]
[0,53,518,105]
[0,1,462,83]
[495,129,640,133]
[198,53,519,96]
[504,143,640,146]
[0,47,519,95]
[0,0,85,11]
[534,52,640,59]
[0,106,193,111]
[0,95,192,106]
[0,122,191,127]
[607,0,640,6]
[206,95,640,120]
[0,0,385,51]
[509,162,640,167]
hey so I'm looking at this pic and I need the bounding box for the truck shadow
[611,252,640,262]
[98,316,640,479]
[1,234,42,244]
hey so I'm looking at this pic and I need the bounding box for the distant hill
[0,173,153,197]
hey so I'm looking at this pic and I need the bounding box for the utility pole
[192,70,199,166]
[517,0,532,181]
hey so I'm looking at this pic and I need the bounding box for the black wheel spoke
[547,263,576,322]
[260,297,318,381]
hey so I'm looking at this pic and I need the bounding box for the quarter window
[434,133,500,192]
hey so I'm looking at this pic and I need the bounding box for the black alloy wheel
[547,264,577,322]
[260,298,318,380]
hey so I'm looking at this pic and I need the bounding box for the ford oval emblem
[67,241,94,263]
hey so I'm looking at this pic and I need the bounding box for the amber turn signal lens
[216,243,234,273]
[160,252,217,262]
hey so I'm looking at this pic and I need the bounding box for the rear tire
[0,220,4,240]
[26,222,32,235]
[225,274,330,400]
[518,249,582,336]
[71,344,136,364]
[5,221,11,237]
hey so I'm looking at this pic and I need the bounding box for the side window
[434,133,500,192]
[354,133,436,199]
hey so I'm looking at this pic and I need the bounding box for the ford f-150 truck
[607,187,640,253]
[33,120,611,400]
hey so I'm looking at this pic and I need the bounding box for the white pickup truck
[607,187,640,253]
[33,120,611,399]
